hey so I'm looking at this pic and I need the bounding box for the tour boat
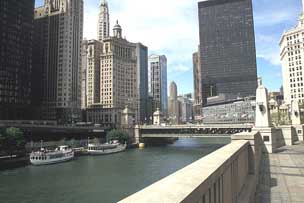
[30,145,74,166]
[87,140,127,155]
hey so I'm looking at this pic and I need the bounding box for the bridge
[0,122,109,141]
[135,124,254,140]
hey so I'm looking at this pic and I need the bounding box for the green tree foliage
[107,129,129,144]
[0,127,26,156]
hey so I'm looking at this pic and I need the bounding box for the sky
[35,0,302,94]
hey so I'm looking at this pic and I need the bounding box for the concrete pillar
[291,100,301,125]
[121,106,135,127]
[255,78,271,128]
[153,108,163,125]
[134,125,141,144]
[254,78,279,153]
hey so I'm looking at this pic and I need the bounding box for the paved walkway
[257,143,304,203]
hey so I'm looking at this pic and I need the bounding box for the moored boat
[30,145,74,166]
[87,141,127,155]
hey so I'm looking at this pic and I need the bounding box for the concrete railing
[119,132,262,203]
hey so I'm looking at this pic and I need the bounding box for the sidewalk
[257,143,304,203]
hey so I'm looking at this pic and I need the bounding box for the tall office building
[178,94,194,123]
[32,0,83,123]
[135,43,149,124]
[81,40,88,110]
[193,50,203,120]
[97,0,110,42]
[86,21,137,126]
[148,55,168,114]
[280,1,304,105]
[168,81,180,124]
[86,40,103,107]
[0,0,35,120]
[198,0,257,106]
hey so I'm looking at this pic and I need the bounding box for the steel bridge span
[136,124,254,138]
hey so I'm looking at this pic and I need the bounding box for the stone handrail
[119,132,261,203]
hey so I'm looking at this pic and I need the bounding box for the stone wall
[119,132,262,203]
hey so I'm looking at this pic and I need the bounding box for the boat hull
[88,145,126,155]
[30,152,74,166]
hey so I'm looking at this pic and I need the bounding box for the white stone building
[33,0,83,123]
[280,1,304,105]
[97,0,110,42]
[86,21,138,127]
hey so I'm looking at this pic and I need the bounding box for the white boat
[30,145,74,166]
[87,141,127,155]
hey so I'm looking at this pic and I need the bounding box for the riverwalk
[257,142,304,203]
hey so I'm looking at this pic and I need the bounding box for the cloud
[170,64,191,73]
[83,0,199,75]
[254,11,296,27]
[80,0,300,92]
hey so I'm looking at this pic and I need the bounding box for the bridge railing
[119,131,262,203]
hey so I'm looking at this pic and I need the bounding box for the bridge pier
[134,125,141,144]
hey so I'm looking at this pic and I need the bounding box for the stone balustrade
[119,132,262,203]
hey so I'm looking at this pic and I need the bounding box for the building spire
[113,20,122,38]
[97,0,110,41]
[101,0,107,6]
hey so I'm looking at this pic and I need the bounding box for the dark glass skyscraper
[198,0,257,106]
[0,0,35,120]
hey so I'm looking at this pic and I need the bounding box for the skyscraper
[97,0,110,42]
[148,55,168,114]
[193,50,203,120]
[81,40,88,110]
[32,0,83,123]
[168,81,180,124]
[86,21,138,127]
[135,43,149,124]
[86,40,103,107]
[280,1,304,105]
[0,0,35,120]
[198,0,257,106]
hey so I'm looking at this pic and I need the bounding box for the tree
[107,129,129,144]
[0,127,26,156]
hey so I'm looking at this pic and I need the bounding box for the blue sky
[35,0,302,94]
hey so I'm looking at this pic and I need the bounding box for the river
[0,137,230,203]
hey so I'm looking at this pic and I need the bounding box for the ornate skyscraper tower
[97,0,110,42]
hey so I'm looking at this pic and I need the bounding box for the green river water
[0,138,230,203]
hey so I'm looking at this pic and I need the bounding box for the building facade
[81,40,88,110]
[0,0,35,120]
[97,0,110,42]
[280,2,304,105]
[32,0,83,123]
[86,40,103,107]
[135,43,149,124]
[193,50,203,120]
[87,21,137,126]
[178,94,194,123]
[148,55,168,115]
[198,0,257,106]
[168,81,180,124]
